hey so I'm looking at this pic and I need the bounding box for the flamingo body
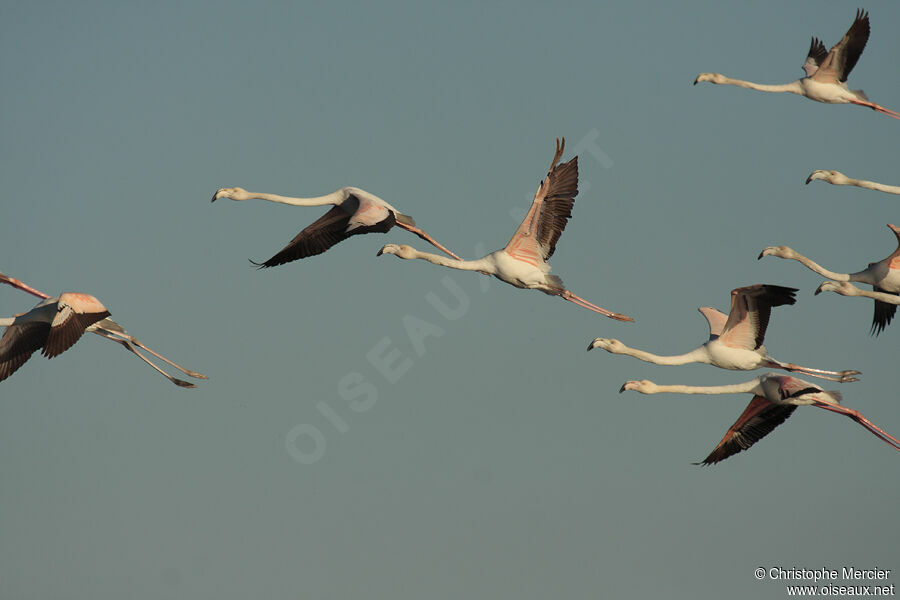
[212,185,461,266]
[1,272,207,387]
[694,10,900,120]
[377,138,633,321]
[0,293,110,382]
[619,373,900,465]
[588,285,859,382]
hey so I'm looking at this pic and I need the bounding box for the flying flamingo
[588,284,859,382]
[694,10,900,120]
[376,138,633,321]
[806,170,900,195]
[759,224,900,335]
[619,373,900,465]
[212,185,461,267]
[0,272,207,387]
[815,281,900,305]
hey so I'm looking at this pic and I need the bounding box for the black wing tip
[249,258,274,269]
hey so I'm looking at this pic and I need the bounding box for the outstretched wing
[252,206,357,267]
[698,306,728,340]
[812,9,869,83]
[719,284,797,350]
[696,396,797,465]
[0,319,50,382]
[505,138,579,267]
[802,37,828,77]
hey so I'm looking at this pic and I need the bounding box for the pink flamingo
[377,138,633,321]
[759,224,900,335]
[589,284,859,382]
[695,10,900,120]
[212,185,461,267]
[620,373,900,465]
[1,272,207,387]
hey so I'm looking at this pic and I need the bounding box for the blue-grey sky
[1,1,898,598]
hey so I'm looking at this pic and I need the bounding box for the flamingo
[588,284,859,382]
[759,224,900,335]
[815,281,900,305]
[212,185,461,267]
[806,170,900,195]
[376,138,633,321]
[694,10,900,120]
[619,373,900,465]
[0,272,207,387]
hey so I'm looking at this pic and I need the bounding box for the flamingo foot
[560,290,634,322]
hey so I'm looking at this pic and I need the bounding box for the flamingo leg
[559,289,634,322]
[394,222,462,261]
[849,99,900,120]
[0,272,50,299]
[96,325,208,380]
[90,328,196,388]
[770,361,861,383]
[814,402,900,451]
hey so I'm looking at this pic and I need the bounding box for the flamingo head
[619,380,658,394]
[805,170,848,185]
[693,73,725,85]
[757,246,796,261]
[377,244,417,259]
[587,338,625,353]
[815,281,856,296]
[211,187,251,202]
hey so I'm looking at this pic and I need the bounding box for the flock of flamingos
[2,10,899,465]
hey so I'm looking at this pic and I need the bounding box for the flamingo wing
[504,138,578,266]
[870,288,898,336]
[0,319,51,382]
[696,396,797,465]
[812,9,869,83]
[698,306,728,339]
[802,37,828,77]
[719,285,797,350]
[252,206,357,267]
[43,295,110,358]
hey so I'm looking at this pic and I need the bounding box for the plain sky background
[1,1,898,598]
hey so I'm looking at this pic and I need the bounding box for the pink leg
[774,362,860,383]
[0,272,50,299]
[850,99,900,120]
[395,222,462,260]
[97,324,208,379]
[815,402,900,451]
[91,328,196,388]
[560,289,634,322]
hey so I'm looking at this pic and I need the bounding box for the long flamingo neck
[789,254,852,282]
[857,180,900,195]
[852,288,900,304]
[246,190,343,207]
[411,250,491,273]
[618,345,708,366]
[721,78,803,95]
[649,380,761,396]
